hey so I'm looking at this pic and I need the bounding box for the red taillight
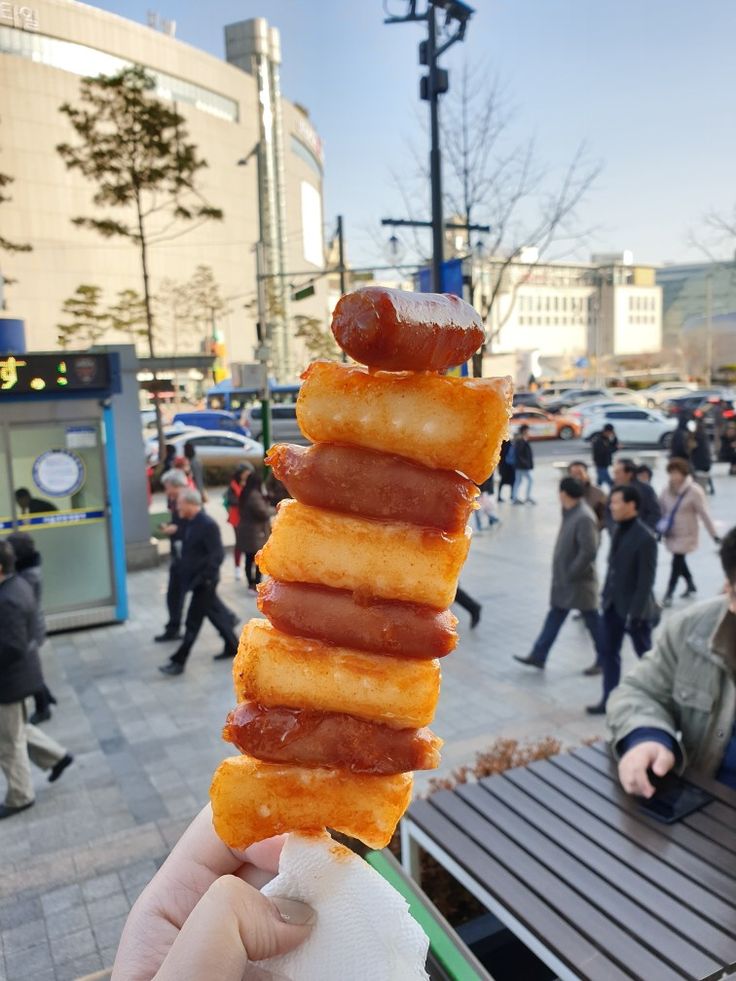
[694,409,703,418]
[724,409,735,419]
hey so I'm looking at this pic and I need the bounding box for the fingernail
[271,896,317,926]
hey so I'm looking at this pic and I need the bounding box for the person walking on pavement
[659,457,720,608]
[159,490,239,677]
[184,441,207,501]
[496,440,515,503]
[454,586,481,629]
[587,484,658,715]
[568,461,606,529]
[691,417,714,495]
[591,424,618,488]
[154,469,189,643]
[611,458,661,532]
[236,469,273,593]
[0,540,73,819]
[225,464,251,581]
[514,477,605,671]
[6,532,56,725]
[669,414,693,462]
[511,425,535,505]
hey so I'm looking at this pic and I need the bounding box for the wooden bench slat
[408,797,634,981]
[454,781,723,978]
[551,754,736,876]
[430,791,688,981]
[524,759,736,909]
[475,775,736,964]
[504,766,736,931]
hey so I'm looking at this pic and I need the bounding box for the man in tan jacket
[608,526,736,797]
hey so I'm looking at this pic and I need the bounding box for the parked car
[509,407,581,441]
[172,409,251,438]
[662,390,728,418]
[568,399,629,426]
[643,381,698,407]
[606,387,648,406]
[147,430,264,472]
[583,407,677,447]
[543,388,608,412]
[512,391,545,409]
[244,403,308,445]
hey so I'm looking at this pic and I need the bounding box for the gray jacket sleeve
[568,517,598,581]
[607,618,684,766]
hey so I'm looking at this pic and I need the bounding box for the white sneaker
[234,567,242,581]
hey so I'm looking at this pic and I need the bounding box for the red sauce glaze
[257,579,458,658]
[265,442,477,534]
[331,286,485,372]
[223,702,442,774]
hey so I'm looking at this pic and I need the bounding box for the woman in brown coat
[659,457,720,607]
[235,469,273,591]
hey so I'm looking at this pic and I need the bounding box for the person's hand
[112,804,314,981]
[618,741,676,798]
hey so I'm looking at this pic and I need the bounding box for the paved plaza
[1,448,734,981]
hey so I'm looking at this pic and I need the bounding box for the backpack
[505,442,517,467]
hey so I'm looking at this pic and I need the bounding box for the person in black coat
[511,426,535,505]
[6,532,56,725]
[159,489,239,676]
[611,458,661,532]
[587,484,658,715]
[496,440,515,503]
[691,417,714,495]
[591,424,619,488]
[669,415,692,462]
[0,540,72,818]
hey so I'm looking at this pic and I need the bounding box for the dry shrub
[393,736,563,925]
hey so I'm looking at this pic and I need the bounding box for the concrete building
[0,0,327,379]
[657,260,736,375]
[479,252,662,370]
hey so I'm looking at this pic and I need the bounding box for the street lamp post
[385,0,474,292]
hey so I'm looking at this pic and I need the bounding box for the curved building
[0,0,327,377]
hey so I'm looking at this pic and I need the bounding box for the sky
[89,0,736,269]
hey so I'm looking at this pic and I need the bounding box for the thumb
[651,745,674,777]
[154,875,315,981]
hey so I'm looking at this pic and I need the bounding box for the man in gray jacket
[609,526,736,798]
[514,477,604,669]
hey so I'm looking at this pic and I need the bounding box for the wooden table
[402,742,736,981]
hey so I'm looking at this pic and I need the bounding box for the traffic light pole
[255,241,271,455]
[427,4,443,292]
[385,0,474,293]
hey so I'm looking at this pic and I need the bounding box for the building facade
[657,260,736,375]
[479,253,662,368]
[0,0,327,379]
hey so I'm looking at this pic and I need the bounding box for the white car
[147,429,264,471]
[606,388,648,406]
[643,381,699,408]
[568,400,628,426]
[583,407,677,448]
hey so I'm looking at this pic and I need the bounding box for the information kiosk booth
[0,351,128,630]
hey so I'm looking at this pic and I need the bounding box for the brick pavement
[1,453,733,980]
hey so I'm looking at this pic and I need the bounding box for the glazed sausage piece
[266,442,478,533]
[223,702,443,775]
[331,286,485,372]
[257,579,458,658]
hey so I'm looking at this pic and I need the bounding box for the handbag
[656,488,688,538]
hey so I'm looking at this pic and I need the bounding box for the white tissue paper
[260,832,430,981]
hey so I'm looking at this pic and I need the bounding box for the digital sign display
[0,354,113,396]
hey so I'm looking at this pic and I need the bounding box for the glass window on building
[0,26,239,122]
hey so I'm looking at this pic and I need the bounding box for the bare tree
[388,63,601,357]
